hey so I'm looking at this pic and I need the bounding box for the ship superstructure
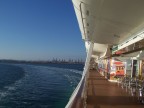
[66,0,144,107]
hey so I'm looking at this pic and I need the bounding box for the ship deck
[87,70,144,108]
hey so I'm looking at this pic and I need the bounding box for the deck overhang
[72,0,144,60]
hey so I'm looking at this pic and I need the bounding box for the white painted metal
[68,0,144,107]
[65,42,94,108]
[137,50,144,60]
[72,0,144,44]
[72,0,144,61]
[114,32,144,53]
[83,42,94,76]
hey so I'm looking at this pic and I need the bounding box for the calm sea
[0,63,84,108]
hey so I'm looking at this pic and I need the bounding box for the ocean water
[0,63,84,108]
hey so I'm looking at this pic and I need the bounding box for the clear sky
[0,0,86,61]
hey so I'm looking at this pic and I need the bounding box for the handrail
[65,42,94,108]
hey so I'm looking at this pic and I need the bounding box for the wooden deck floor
[87,70,144,108]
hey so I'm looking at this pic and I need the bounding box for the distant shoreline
[0,59,85,65]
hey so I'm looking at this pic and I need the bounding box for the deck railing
[65,42,94,108]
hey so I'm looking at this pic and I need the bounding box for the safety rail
[65,74,89,108]
[65,42,94,108]
[65,3,93,108]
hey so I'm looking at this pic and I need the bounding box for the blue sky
[0,0,86,61]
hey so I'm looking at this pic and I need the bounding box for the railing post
[83,41,94,76]
[82,41,94,107]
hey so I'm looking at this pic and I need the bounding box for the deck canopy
[72,0,144,59]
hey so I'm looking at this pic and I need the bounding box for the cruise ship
[66,0,144,108]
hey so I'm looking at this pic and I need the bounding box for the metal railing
[65,42,94,108]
